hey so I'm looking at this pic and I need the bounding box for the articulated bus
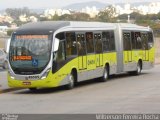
[8,21,155,90]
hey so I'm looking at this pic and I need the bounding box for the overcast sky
[0,0,160,9]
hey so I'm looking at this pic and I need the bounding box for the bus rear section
[121,26,154,74]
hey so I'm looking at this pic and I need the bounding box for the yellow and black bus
[8,21,155,90]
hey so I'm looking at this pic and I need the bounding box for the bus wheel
[66,72,75,90]
[136,61,142,75]
[130,61,142,75]
[101,66,109,82]
[29,88,37,91]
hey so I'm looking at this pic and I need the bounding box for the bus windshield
[9,35,52,75]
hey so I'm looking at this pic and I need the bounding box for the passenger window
[135,32,142,49]
[102,31,115,51]
[102,32,110,51]
[131,32,136,49]
[77,34,86,56]
[148,32,153,43]
[110,31,115,51]
[123,32,131,50]
[86,32,94,53]
[56,32,65,40]
[148,32,154,49]
[66,32,77,56]
[141,33,148,50]
[95,33,103,53]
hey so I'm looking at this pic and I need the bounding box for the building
[81,6,99,18]
[0,26,8,32]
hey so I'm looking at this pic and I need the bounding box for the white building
[44,9,71,18]
[0,26,8,32]
[135,3,160,15]
[81,6,99,18]
[19,15,28,22]
[29,16,38,22]
[114,2,160,16]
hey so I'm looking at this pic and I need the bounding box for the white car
[0,49,8,69]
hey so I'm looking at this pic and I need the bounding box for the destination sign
[13,56,32,61]
[16,35,48,40]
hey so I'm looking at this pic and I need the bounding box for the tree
[59,14,72,21]
[72,13,90,21]
[52,14,59,21]
[98,5,117,22]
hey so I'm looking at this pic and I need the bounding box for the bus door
[141,33,149,61]
[94,33,103,67]
[76,33,87,70]
[85,32,96,70]
[123,32,132,64]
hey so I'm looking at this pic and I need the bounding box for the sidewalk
[0,69,20,93]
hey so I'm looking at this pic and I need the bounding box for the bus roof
[14,21,70,35]
[14,21,151,35]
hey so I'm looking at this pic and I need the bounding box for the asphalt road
[0,65,160,114]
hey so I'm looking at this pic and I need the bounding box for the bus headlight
[41,68,50,79]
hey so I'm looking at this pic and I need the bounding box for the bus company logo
[88,60,95,65]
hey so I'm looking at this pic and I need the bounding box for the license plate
[22,81,31,85]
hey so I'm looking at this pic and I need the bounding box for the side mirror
[53,38,59,52]
[5,38,11,53]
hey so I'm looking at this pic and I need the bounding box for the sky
[0,0,160,10]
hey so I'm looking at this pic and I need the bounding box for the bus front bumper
[8,73,61,88]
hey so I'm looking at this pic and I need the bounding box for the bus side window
[110,31,115,51]
[77,34,86,56]
[135,32,142,49]
[141,33,148,50]
[102,32,110,52]
[95,33,103,53]
[66,32,77,57]
[148,32,154,49]
[131,32,136,49]
[123,32,131,50]
[86,32,94,53]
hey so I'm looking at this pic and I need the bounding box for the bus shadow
[15,72,150,94]
[15,86,68,94]
[109,72,149,80]
[15,79,99,94]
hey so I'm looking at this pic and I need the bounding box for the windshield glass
[9,34,52,75]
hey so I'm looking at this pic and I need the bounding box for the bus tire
[135,61,142,75]
[101,66,109,82]
[66,72,75,90]
[130,61,142,75]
